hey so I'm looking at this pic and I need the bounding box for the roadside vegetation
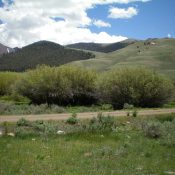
[0,113,175,175]
[0,65,174,115]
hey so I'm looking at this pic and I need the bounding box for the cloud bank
[0,0,149,47]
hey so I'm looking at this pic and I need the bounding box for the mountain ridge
[0,41,95,71]
[67,39,137,53]
[0,43,14,55]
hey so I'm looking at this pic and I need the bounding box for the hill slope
[70,38,175,80]
[0,41,95,71]
[67,39,136,53]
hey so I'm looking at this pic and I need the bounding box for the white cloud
[108,7,138,19]
[167,34,172,38]
[0,0,149,47]
[93,20,111,28]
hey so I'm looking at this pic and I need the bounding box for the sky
[0,0,174,47]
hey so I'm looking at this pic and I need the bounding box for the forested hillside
[0,41,95,71]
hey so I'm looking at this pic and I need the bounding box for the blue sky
[88,0,175,39]
[0,0,174,47]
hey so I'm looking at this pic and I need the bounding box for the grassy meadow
[0,114,175,175]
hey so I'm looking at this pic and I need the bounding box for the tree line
[0,65,174,109]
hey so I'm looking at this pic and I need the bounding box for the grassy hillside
[70,38,175,80]
[0,41,95,71]
[67,39,136,53]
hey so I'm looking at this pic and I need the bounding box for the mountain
[0,41,95,71]
[0,43,14,55]
[70,38,175,80]
[67,39,137,53]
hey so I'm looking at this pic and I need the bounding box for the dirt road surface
[0,108,175,123]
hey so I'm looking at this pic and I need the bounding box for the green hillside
[70,38,175,80]
[0,41,95,71]
[67,39,136,53]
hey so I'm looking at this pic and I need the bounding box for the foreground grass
[0,116,175,175]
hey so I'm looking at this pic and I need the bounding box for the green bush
[16,118,31,127]
[15,127,36,138]
[66,113,78,125]
[32,120,45,131]
[161,119,175,147]
[0,72,21,96]
[15,119,58,138]
[141,118,175,146]
[123,103,134,110]
[0,95,31,104]
[88,113,116,132]
[142,120,162,138]
[97,67,174,109]
[132,109,138,117]
[14,65,97,105]
[100,104,113,111]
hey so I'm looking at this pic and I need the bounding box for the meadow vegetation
[0,113,175,175]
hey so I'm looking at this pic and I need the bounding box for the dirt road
[0,108,175,123]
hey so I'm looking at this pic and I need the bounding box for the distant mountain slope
[67,39,137,53]
[0,43,14,55]
[0,41,95,71]
[70,38,175,80]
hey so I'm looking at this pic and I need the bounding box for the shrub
[43,122,58,136]
[142,118,175,146]
[16,118,31,127]
[97,67,174,109]
[32,120,45,131]
[0,72,21,96]
[0,102,11,114]
[142,121,162,138]
[88,113,116,132]
[132,109,138,117]
[66,113,78,125]
[100,104,113,111]
[0,94,31,105]
[15,119,58,138]
[14,65,97,105]
[123,103,134,110]
[15,127,36,138]
[161,119,175,147]
[59,66,97,105]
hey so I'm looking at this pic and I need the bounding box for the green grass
[0,131,174,175]
[70,38,175,80]
[0,115,175,175]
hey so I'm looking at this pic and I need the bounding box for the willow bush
[96,67,174,109]
[14,65,97,105]
[0,72,21,96]
[0,66,174,108]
